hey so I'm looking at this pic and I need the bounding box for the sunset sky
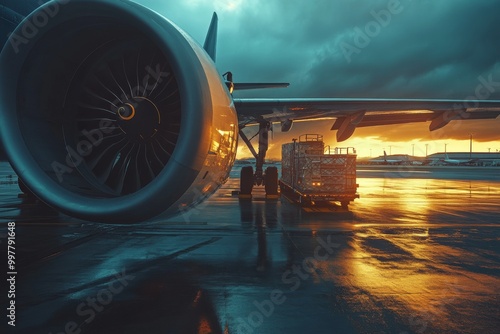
[138,0,500,159]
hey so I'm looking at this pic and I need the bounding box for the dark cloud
[298,0,500,99]
[140,0,500,98]
[138,0,500,146]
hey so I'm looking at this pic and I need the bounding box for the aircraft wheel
[341,201,349,209]
[240,166,254,195]
[265,167,278,195]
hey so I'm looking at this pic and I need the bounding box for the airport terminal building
[364,152,500,166]
[426,152,500,166]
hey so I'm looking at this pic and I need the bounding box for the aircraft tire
[264,167,278,195]
[240,166,254,195]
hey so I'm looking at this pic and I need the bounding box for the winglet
[203,12,218,62]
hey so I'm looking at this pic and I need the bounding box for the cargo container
[280,134,359,208]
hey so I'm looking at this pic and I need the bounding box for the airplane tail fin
[203,12,218,62]
[445,153,450,160]
[208,13,289,92]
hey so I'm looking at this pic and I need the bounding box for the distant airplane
[369,151,409,165]
[1,0,500,223]
[442,154,476,165]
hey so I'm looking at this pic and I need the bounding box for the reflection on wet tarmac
[1,162,499,333]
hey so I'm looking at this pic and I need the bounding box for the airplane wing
[234,98,500,141]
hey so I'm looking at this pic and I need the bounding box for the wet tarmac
[1,162,499,333]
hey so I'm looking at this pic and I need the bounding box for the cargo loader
[280,134,359,208]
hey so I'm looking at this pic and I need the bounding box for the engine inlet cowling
[64,38,180,196]
[0,0,220,223]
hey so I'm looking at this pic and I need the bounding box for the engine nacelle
[0,0,238,223]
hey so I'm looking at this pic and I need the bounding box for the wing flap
[234,98,500,141]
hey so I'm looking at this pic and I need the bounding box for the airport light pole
[469,133,473,159]
[425,144,428,157]
[445,143,447,153]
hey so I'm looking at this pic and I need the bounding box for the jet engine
[0,0,238,223]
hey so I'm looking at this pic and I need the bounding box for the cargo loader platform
[280,134,359,208]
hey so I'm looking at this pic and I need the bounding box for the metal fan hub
[116,97,161,142]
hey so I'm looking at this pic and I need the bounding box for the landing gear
[238,121,279,198]
[240,166,254,196]
[264,167,278,196]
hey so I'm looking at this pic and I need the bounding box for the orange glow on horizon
[237,137,500,160]
[236,120,500,160]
